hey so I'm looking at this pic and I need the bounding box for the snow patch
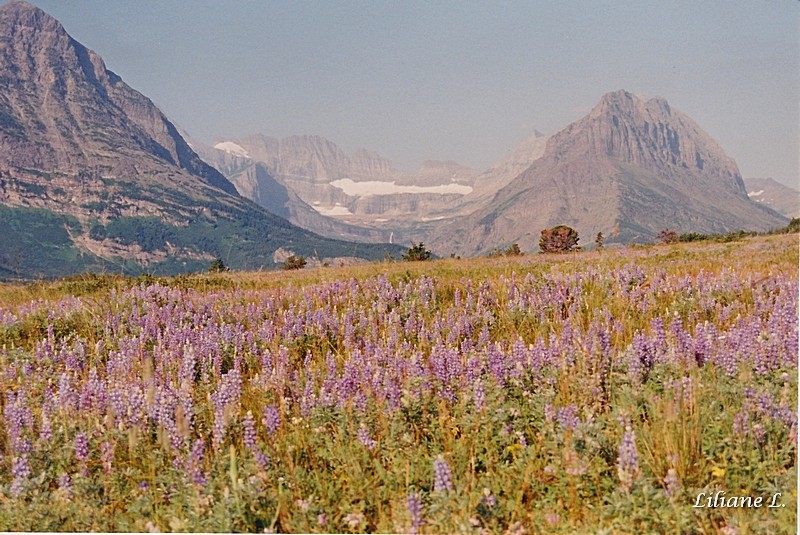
[747,190,765,197]
[311,203,354,216]
[329,178,472,197]
[214,141,250,158]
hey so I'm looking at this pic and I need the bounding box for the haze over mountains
[202,92,788,256]
[0,1,402,277]
[0,1,792,277]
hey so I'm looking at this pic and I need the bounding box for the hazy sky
[31,1,800,187]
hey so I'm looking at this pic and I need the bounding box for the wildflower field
[0,234,796,533]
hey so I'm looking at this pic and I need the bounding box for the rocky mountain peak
[1,1,58,31]
[419,160,470,172]
[213,134,397,182]
[0,0,236,194]
[350,148,395,178]
[0,1,111,93]
[551,90,745,195]
[591,89,670,117]
[427,90,785,256]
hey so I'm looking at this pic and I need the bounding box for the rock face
[428,90,787,256]
[201,134,481,243]
[0,1,401,277]
[194,139,398,243]
[215,134,396,182]
[441,130,550,217]
[0,1,235,195]
[203,91,785,256]
[744,177,799,219]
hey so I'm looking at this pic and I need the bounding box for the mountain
[198,134,480,244]
[215,134,395,183]
[0,1,235,196]
[744,177,799,219]
[427,90,788,256]
[0,1,402,277]
[435,130,550,217]
[191,138,398,244]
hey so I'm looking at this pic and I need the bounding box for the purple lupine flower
[477,324,490,348]
[544,403,555,423]
[692,327,709,367]
[433,455,453,493]
[253,450,270,471]
[39,409,52,443]
[74,433,89,464]
[486,343,509,387]
[617,427,640,490]
[406,491,425,534]
[186,438,207,486]
[663,467,680,498]
[242,411,257,452]
[79,368,107,414]
[650,317,667,358]
[100,441,115,475]
[263,404,281,435]
[629,331,655,382]
[10,454,30,496]
[357,425,377,451]
[733,410,749,436]
[751,423,766,445]
[4,392,27,453]
[472,380,485,413]
[58,473,72,495]
[210,368,244,448]
[556,405,580,431]
[58,373,78,412]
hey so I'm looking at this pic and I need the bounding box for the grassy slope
[3,233,795,305]
[0,202,405,279]
[0,233,796,532]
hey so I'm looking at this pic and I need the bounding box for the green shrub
[282,255,307,270]
[539,225,580,253]
[402,243,433,261]
[657,229,679,244]
[208,258,228,273]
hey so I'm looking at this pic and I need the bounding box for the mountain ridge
[202,91,786,257]
[744,177,799,219]
[0,1,402,277]
[425,90,787,255]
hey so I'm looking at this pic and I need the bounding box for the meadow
[0,234,796,533]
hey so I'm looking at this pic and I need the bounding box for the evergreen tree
[539,225,580,253]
